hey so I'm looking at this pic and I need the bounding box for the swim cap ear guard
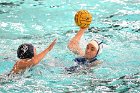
[17,43,34,59]
[96,41,103,56]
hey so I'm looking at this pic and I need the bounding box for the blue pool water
[0,0,140,92]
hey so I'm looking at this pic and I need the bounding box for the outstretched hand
[47,38,57,51]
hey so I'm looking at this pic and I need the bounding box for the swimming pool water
[0,0,140,92]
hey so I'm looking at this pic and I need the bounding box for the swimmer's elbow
[68,41,77,50]
[68,41,84,56]
[68,43,77,53]
[32,57,39,66]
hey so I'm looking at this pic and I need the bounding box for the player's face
[84,43,98,59]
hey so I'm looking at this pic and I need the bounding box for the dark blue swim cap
[17,43,34,59]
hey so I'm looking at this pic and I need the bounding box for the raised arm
[68,28,87,56]
[33,39,57,65]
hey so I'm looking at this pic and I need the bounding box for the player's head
[17,43,34,59]
[84,40,99,59]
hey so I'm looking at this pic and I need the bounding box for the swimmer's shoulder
[12,59,34,74]
[17,59,34,68]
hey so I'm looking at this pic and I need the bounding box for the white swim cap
[89,40,99,51]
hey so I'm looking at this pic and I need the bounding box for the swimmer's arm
[68,28,87,56]
[33,39,57,65]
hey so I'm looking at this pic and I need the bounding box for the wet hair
[17,43,34,59]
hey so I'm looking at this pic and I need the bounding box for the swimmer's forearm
[33,39,57,64]
[68,28,87,56]
[72,28,87,41]
[33,48,52,65]
[68,28,87,48]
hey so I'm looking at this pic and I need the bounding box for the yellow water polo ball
[74,10,92,29]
